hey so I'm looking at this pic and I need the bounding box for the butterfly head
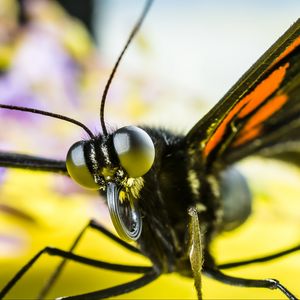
[66,125,155,241]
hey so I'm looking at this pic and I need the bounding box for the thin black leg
[38,221,91,299]
[38,219,141,299]
[0,246,152,299]
[89,219,141,254]
[204,267,297,300]
[204,252,298,300]
[58,270,160,300]
[0,151,67,174]
[218,243,300,269]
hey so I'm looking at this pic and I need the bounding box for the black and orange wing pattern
[186,19,300,169]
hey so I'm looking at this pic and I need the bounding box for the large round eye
[113,126,155,178]
[66,141,99,189]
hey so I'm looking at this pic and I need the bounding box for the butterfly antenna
[0,104,95,138]
[100,0,154,137]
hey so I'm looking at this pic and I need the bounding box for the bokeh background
[0,0,300,299]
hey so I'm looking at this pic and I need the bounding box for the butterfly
[0,0,300,299]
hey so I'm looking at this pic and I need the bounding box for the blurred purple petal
[0,233,26,257]
[10,26,81,107]
[51,175,87,196]
[0,167,6,185]
[0,23,81,122]
[0,74,40,120]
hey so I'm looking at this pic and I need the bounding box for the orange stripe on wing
[202,99,246,158]
[238,63,289,117]
[203,63,289,158]
[233,94,288,146]
[272,36,300,67]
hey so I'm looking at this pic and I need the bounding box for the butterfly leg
[56,269,160,300]
[88,219,141,253]
[203,252,298,300]
[0,151,67,173]
[218,243,300,269]
[38,219,141,298]
[0,244,152,299]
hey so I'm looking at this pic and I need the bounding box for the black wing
[185,19,300,169]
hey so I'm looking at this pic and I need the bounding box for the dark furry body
[135,127,223,276]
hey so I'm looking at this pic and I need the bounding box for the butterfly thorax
[134,128,252,275]
[132,128,216,274]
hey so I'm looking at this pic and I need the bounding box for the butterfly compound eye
[66,141,99,189]
[113,126,155,178]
